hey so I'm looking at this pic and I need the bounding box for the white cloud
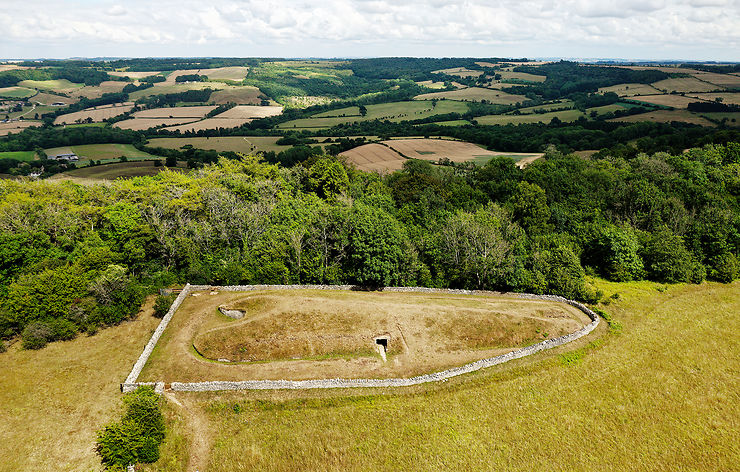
[0,0,737,60]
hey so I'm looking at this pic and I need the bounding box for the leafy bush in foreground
[96,386,165,470]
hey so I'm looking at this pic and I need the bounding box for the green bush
[153,294,176,319]
[49,318,78,341]
[0,340,6,353]
[21,321,53,349]
[96,386,165,470]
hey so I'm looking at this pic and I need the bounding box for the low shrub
[96,386,165,470]
[0,340,6,353]
[153,294,176,319]
[21,322,53,349]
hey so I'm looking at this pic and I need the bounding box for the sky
[0,0,738,61]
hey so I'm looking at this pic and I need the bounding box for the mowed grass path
[197,281,739,471]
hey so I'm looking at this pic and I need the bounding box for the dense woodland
[0,143,738,349]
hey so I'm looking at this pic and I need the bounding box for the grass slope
[192,281,739,471]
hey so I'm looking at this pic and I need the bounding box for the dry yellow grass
[598,83,663,96]
[609,109,714,127]
[432,67,483,78]
[69,81,128,100]
[201,67,250,81]
[0,121,41,136]
[212,105,283,119]
[53,103,134,125]
[108,70,162,79]
[690,71,740,88]
[114,118,201,131]
[133,106,217,118]
[684,92,740,106]
[29,92,76,106]
[497,70,546,83]
[629,94,704,109]
[652,77,722,93]
[340,143,406,172]
[175,281,739,472]
[210,86,263,105]
[142,290,585,381]
[0,298,161,472]
[414,87,527,104]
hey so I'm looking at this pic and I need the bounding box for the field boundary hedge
[121,284,600,392]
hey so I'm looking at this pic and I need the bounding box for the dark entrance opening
[375,338,388,349]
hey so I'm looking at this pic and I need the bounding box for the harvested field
[652,77,722,93]
[0,86,36,98]
[341,143,407,172]
[53,103,133,125]
[278,101,469,129]
[114,118,200,131]
[414,87,527,104]
[133,106,217,118]
[415,81,448,89]
[701,112,740,126]
[138,289,588,382]
[162,118,252,133]
[476,109,585,125]
[598,83,663,96]
[609,110,714,127]
[201,66,250,81]
[147,136,292,154]
[108,70,162,79]
[45,143,159,161]
[690,71,740,88]
[29,92,76,106]
[50,161,185,181]
[498,71,546,83]
[628,94,704,109]
[210,86,263,105]
[127,82,228,101]
[432,67,483,78]
[212,105,283,119]
[0,121,40,136]
[69,81,128,100]
[342,138,542,172]
[17,79,82,92]
[165,69,203,83]
[684,92,740,106]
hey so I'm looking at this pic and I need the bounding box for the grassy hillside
[195,280,739,471]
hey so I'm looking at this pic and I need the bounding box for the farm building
[48,153,79,161]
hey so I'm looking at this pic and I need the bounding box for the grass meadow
[0,281,737,471]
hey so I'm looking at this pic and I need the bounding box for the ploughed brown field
[53,103,134,125]
[138,289,589,382]
[341,138,543,172]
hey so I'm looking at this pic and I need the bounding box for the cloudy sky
[1,0,738,61]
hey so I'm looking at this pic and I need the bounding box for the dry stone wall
[122,284,599,393]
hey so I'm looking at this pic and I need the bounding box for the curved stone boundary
[122,284,599,393]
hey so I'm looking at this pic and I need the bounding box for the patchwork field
[414,87,527,104]
[278,101,469,130]
[609,110,714,126]
[598,83,663,97]
[0,121,41,136]
[513,100,574,114]
[341,138,542,172]
[161,118,252,133]
[53,103,134,125]
[0,86,36,99]
[700,112,740,126]
[139,289,588,382]
[651,77,722,93]
[127,82,229,101]
[476,109,585,125]
[211,105,283,119]
[690,71,740,88]
[415,80,448,89]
